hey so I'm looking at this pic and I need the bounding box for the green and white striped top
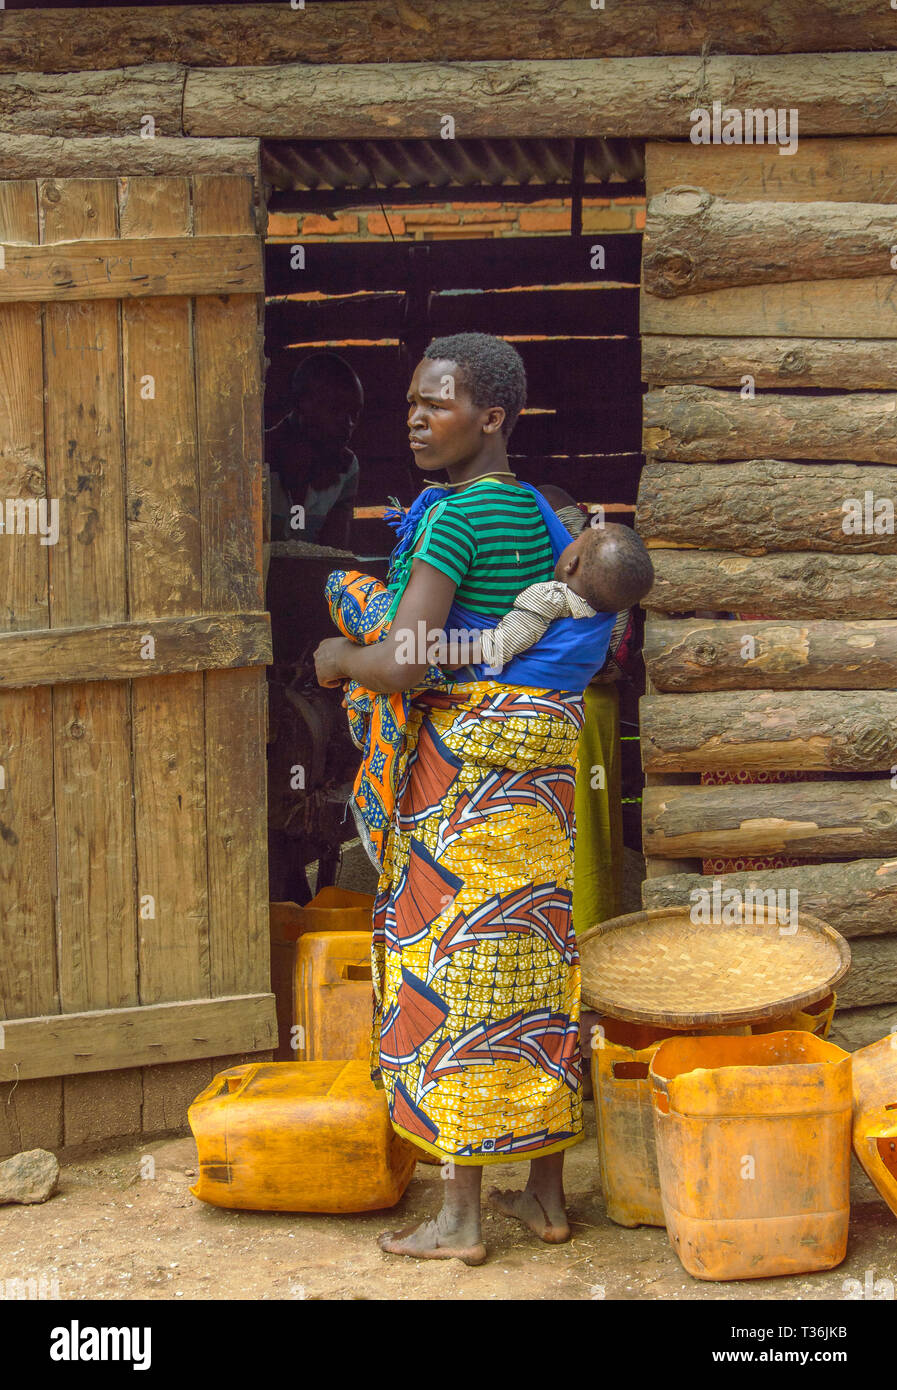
[410,480,556,618]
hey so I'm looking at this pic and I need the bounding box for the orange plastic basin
[649,1030,852,1280]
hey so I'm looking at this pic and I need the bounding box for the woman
[314,333,615,1264]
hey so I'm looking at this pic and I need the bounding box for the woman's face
[406,357,504,472]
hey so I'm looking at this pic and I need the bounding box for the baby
[454,522,655,674]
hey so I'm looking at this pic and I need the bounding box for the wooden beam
[644,618,897,692]
[0,234,262,303]
[638,461,897,552]
[645,550,897,618]
[643,780,897,860]
[643,387,897,464]
[0,613,271,689]
[0,994,277,1081]
[640,336,897,390]
[643,191,897,298]
[641,276,897,339]
[0,64,185,137]
[641,690,897,773]
[184,55,897,141]
[645,137,897,204]
[642,859,897,940]
[0,135,260,181]
[5,3,897,71]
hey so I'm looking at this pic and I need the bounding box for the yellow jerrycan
[295,930,373,1061]
[650,1030,852,1280]
[189,1060,417,1212]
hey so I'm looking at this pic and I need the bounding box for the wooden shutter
[637,139,897,1051]
[0,175,276,1154]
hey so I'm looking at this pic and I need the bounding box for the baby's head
[554,523,655,612]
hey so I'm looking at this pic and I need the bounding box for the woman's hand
[314,636,353,688]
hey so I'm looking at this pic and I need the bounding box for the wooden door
[637,139,897,1052]
[0,174,276,1155]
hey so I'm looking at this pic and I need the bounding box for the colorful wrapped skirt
[371,680,586,1165]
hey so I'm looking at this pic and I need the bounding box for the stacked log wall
[639,138,897,1047]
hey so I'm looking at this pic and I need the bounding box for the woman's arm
[314,557,458,694]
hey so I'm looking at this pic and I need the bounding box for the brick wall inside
[267,195,646,241]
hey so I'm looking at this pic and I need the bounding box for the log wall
[639,137,897,1042]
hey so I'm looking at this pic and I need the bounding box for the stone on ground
[0,1148,59,1205]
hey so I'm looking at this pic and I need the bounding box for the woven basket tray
[579,907,851,1028]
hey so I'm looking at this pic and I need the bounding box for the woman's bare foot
[488,1188,571,1243]
[378,1217,487,1265]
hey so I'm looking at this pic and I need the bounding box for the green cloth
[389,481,556,620]
[573,683,624,932]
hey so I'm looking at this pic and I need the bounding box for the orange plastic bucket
[650,1030,852,1280]
[590,997,836,1229]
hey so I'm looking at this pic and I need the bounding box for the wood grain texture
[645,137,897,204]
[641,276,897,338]
[638,461,897,552]
[0,136,260,180]
[0,65,185,137]
[122,177,210,1011]
[829,1002,897,1052]
[0,235,262,303]
[0,613,271,688]
[644,387,897,464]
[643,859,897,941]
[644,550,897,618]
[0,994,277,1080]
[5,2,897,71]
[641,690,897,773]
[808,936,895,1011]
[643,190,897,298]
[640,336,897,390]
[184,55,897,140]
[40,178,144,1140]
[0,180,61,1150]
[644,618,897,691]
[643,780,897,860]
[194,175,269,1001]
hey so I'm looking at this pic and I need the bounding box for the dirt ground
[3,1107,894,1303]
[7,848,893,1303]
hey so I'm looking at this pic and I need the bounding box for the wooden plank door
[0,175,276,1154]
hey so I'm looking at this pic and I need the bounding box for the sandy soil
[3,1108,894,1303]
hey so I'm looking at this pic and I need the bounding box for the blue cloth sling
[384,480,615,694]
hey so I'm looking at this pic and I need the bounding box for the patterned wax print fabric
[370,680,586,1165]
[325,569,448,868]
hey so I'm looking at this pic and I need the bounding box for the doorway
[260,137,647,903]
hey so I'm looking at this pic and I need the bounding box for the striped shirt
[412,481,556,617]
[479,580,597,672]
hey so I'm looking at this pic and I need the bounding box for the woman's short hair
[423,333,527,438]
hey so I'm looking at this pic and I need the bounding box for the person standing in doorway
[267,352,364,549]
[314,333,619,1263]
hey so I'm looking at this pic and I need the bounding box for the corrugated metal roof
[262,137,644,192]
